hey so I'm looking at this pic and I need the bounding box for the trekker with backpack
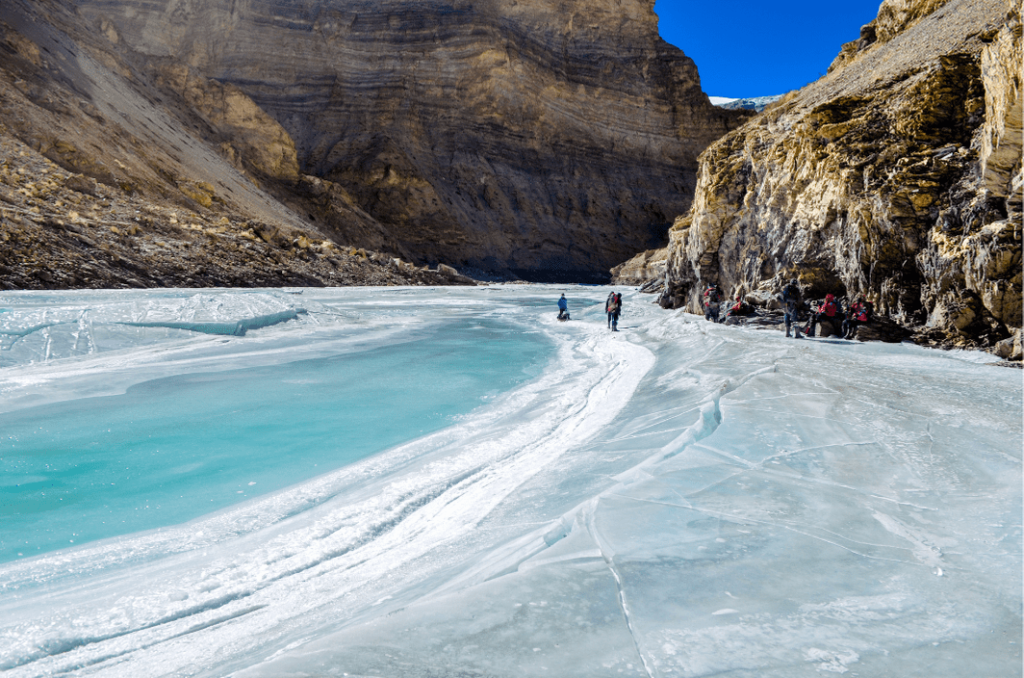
[779,278,804,338]
[607,292,622,331]
[724,293,750,321]
[703,283,721,323]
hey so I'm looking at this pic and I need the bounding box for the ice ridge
[122,308,307,336]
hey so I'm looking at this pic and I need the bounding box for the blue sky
[653,0,883,98]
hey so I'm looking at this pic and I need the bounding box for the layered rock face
[658,0,1021,348]
[610,248,668,288]
[0,0,434,289]
[0,130,473,289]
[74,0,749,281]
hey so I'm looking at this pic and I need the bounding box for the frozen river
[1,286,1020,677]
[1,292,549,562]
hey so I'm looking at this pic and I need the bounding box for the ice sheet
[1,310,550,562]
[0,286,1019,678]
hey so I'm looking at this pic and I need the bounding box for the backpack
[705,287,720,305]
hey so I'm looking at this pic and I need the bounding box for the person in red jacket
[808,293,840,337]
[843,296,872,339]
[723,293,748,321]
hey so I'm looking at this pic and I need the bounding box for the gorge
[0,0,748,285]
[0,0,1020,350]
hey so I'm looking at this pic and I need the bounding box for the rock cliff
[610,247,668,288]
[1,0,441,289]
[55,0,747,282]
[655,0,1021,350]
[0,130,474,289]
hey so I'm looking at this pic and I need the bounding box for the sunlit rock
[660,0,1021,351]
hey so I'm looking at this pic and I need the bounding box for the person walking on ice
[606,292,623,331]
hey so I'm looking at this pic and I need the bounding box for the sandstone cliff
[655,0,1021,350]
[66,0,749,282]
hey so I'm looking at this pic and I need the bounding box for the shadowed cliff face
[0,0,474,290]
[656,0,1021,350]
[73,0,749,281]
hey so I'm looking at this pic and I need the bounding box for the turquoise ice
[1,315,548,562]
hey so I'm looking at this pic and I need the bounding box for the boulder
[814,318,843,338]
[436,264,460,279]
[852,316,914,343]
[995,329,1023,360]
[63,174,97,196]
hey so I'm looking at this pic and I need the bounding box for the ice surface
[0,286,1019,678]
[1,306,549,562]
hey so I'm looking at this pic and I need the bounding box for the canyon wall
[657,0,1021,348]
[68,0,749,281]
[0,0,448,289]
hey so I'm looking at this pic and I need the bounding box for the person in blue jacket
[557,293,570,320]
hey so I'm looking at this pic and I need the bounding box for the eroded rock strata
[1,0,435,288]
[0,132,473,290]
[655,0,1021,350]
[0,0,749,285]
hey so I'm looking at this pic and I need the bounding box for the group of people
[700,279,873,339]
[702,283,723,322]
[701,283,750,323]
[555,292,623,331]
[779,279,872,339]
[560,280,873,340]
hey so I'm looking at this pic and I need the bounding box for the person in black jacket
[779,279,804,338]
